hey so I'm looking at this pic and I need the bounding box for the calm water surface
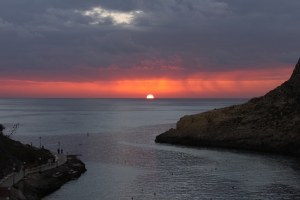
[0,99,300,199]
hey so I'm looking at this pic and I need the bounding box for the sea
[0,98,300,200]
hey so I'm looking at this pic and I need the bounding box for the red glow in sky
[0,66,293,98]
[0,1,299,98]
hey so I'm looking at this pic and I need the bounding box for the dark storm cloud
[0,0,299,80]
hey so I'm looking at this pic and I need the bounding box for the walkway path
[0,153,67,199]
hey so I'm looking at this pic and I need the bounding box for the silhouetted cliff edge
[156,59,300,155]
[0,134,86,200]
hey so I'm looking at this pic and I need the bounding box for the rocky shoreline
[9,156,86,200]
[156,59,300,155]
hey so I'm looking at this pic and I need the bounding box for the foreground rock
[156,59,300,155]
[0,133,53,180]
[10,156,86,200]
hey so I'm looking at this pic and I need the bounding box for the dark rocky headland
[11,156,86,200]
[156,59,300,155]
[0,129,87,200]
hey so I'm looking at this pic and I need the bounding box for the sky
[0,0,299,98]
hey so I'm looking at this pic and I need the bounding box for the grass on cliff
[0,131,53,179]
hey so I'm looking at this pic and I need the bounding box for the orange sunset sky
[0,66,294,98]
[0,1,299,98]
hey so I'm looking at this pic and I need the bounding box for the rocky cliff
[0,133,87,200]
[0,134,53,179]
[155,59,300,155]
[10,156,86,200]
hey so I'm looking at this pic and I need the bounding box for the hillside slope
[0,133,53,179]
[156,59,300,155]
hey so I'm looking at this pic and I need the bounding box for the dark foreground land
[0,133,86,200]
[0,132,53,180]
[9,156,86,200]
[156,59,300,155]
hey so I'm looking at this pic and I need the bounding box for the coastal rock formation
[11,156,86,200]
[0,133,54,179]
[156,59,300,155]
[0,134,87,199]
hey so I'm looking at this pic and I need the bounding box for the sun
[146,94,154,99]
